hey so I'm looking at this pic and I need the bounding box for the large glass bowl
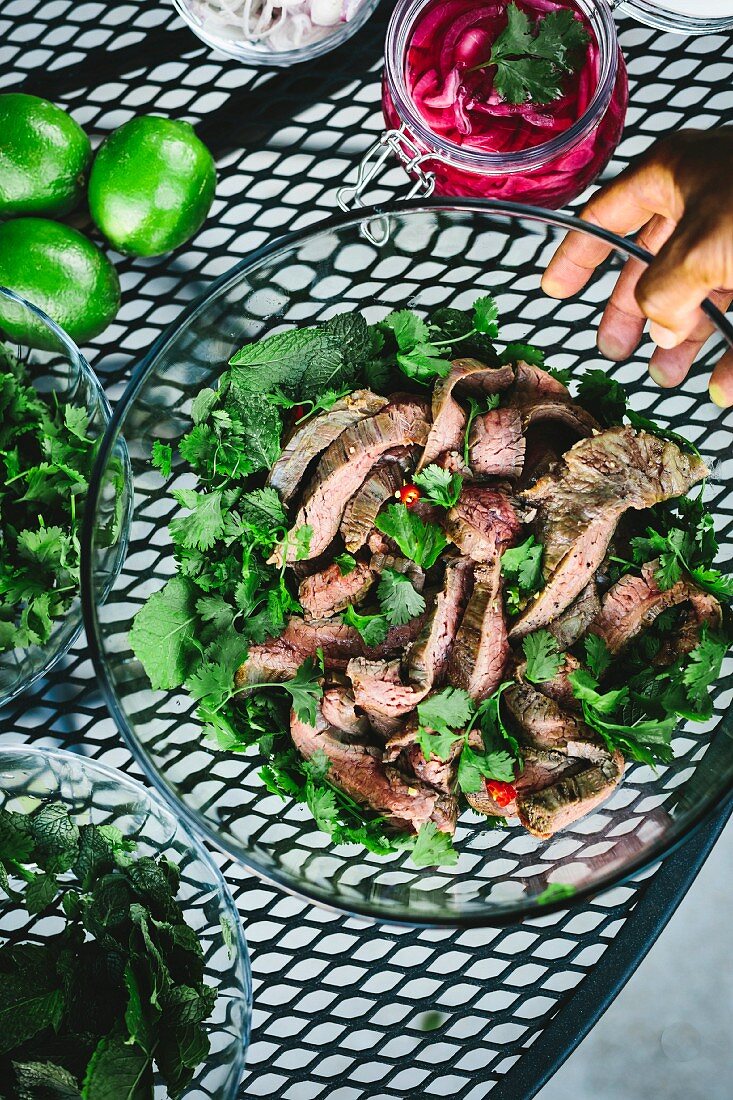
[81,202,733,926]
[0,744,251,1098]
[0,287,131,707]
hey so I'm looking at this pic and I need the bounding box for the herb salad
[130,294,732,868]
[0,800,218,1100]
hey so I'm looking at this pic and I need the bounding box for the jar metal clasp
[337,125,437,244]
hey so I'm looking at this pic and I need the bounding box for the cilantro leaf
[416,727,462,763]
[381,310,429,350]
[413,464,463,508]
[457,742,516,793]
[568,669,628,715]
[501,535,544,615]
[170,489,226,552]
[377,568,426,626]
[523,630,562,683]
[342,604,390,647]
[293,524,313,561]
[417,687,474,737]
[477,1,589,105]
[130,576,200,691]
[334,553,357,576]
[499,342,545,367]
[151,440,173,478]
[282,658,324,725]
[472,295,499,337]
[682,627,728,706]
[576,369,627,426]
[375,504,448,569]
[396,344,452,383]
[584,635,611,680]
[411,821,458,868]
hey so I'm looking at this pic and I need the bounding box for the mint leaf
[375,504,448,569]
[83,1033,152,1100]
[130,576,200,691]
[0,973,63,1057]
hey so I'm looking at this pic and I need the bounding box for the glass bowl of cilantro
[0,744,251,1099]
[82,201,733,926]
[0,287,131,707]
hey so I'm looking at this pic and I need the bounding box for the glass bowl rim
[81,197,733,928]
[0,741,252,1094]
[172,0,382,67]
[0,285,116,705]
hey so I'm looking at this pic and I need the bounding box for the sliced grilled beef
[234,613,427,688]
[504,682,611,763]
[468,407,525,479]
[590,560,722,656]
[267,390,388,503]
[274,397,430,565]
[407,557,474,688]
[517,753,623,838]
[448,557,508,700]
[321,685,371,738]
[510,428,708,638]
[340,463,404,553]
[370,553,426,592]
[547,581,601,649]
[444,486,523,563]
[419,357,515,471]
[299,560,374,619]
[290,706,456,833]
[512,360,570,404]
[384,717,460,796]
[521,401,599,439]
[348,556,474,723]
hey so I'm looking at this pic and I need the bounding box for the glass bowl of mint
[0,287,131,707]
[0,744,251,1098]
[82,201,733,926]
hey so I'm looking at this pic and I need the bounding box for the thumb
[634,212,721,346]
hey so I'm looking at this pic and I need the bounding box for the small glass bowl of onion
[173,0,381,66]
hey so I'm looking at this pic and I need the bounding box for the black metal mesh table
[1,3,732,1096]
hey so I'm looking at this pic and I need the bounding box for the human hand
[542,129,733,406]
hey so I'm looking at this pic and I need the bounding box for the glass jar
[337,0,731,214]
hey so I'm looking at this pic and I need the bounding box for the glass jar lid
[616,0,733,34]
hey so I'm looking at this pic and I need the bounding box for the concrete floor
[539,819,733,1100]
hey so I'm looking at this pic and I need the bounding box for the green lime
[88,116,217,257]
[0,93,92,218]
[0,219,120,349]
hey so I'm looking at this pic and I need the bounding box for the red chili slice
[399,484,421,507]
[486,780,517,808]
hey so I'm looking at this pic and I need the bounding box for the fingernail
[709,381,729,408]
[649,362,670,387]
[597,332,627,361]
[649,322,682,350]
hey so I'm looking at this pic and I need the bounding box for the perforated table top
[1,3,733,1097]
